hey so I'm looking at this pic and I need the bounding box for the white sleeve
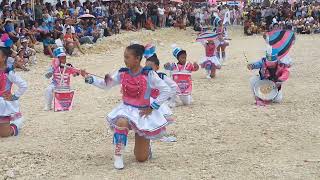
[7,71,27,98]
[134,7,140,14]
[90,71,120,90]
[163,75,178,99]
[148,71,170,109]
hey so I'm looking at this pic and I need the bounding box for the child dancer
[81,44,171,169]
[164,45,199,106]
[144,43,177,111]
[199,39,221,79]
[214,19,230,64]
[247,46,290,106]
[0,34,27,137]
[44,47,79,111]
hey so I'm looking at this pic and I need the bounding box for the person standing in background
[150,2,158,28]
[158,4,165,28]
[34,0,43,25]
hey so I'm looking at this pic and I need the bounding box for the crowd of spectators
[0,0,319,71]
[243,1,320,35]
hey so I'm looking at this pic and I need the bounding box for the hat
[172,44,184,59]
[53,47,66,57]
[0,34,13,48]
[130,40,140,45]
[144,44,156,59]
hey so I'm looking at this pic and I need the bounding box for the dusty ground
[1,27,320,180]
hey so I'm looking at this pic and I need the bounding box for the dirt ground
[1,27,320,180]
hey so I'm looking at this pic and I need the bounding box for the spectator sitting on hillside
[42,33,56,57]
[146,17,155,31]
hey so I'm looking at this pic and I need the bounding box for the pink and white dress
[200,42,221,70]
[88,67,171,139]
[44,58,79,110]
[0,66,27,117]
[165,62,197,96]
[49,58,79,88]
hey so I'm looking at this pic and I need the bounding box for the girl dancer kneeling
[164,45,199,106]
[247,48,290,106]
[0,35,27,137]
[200,39,221,79]
[81,44,171,169]
[44,47,79,111]
[144,43,178,111]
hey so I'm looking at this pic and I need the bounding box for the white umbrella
[170,0,183,3]
[78,14,95,19]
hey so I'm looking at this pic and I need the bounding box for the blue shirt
[39,25,49,32]
[75,25,83,34]
[43,38,55,47]
[69,8,75,16]
[84,26,93,36]
[4,24,15,33]
[47,24,54,32]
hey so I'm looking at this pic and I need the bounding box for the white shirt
[158,8,165,15]
[55,39,64,47]
[134,7,143,15]
[63,25,75,35]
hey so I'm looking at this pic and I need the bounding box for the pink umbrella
[196,31,220,42]
[208,0,217,5]
[170,0,183,3]
[78,14,95,19]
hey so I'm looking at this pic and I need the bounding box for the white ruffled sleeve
[88,71,120,90]
[163,75,178,99]
[148,71,170,110]
[7,71,27,98]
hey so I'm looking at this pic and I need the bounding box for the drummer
[164,45,199,106]
[247,47,290,106]
[44,47,79,111]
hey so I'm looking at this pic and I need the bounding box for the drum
[172,72,192,95]
[253,80,279,101]
[53,87,75,112]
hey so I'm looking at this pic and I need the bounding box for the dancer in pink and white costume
[247,47,290,106]
[44,47,79,111]
[199,39,221,79]
[81,44,171,169]
[0,34,27,137]
[144,43,177,115]
[164,45,199,106]
[214,18,230,64]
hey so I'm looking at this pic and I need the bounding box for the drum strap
[58,66,67,87]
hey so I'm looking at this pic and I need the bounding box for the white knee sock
[44,86,54,110]
[180,95,192,105]
[113,127,128,169]
[10,118,24,136]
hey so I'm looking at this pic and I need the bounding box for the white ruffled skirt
[0,98,20,117]
[107,102,173,140]
[200,56,221,70]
